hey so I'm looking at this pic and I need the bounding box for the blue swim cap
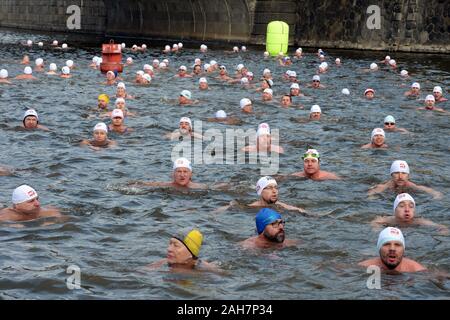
[255,208,282,234]
[113,70,118,78]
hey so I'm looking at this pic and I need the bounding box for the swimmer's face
[303,158,320,175]
[383,122,396,130]
[312,80,320,88]
[98,98,108,109]
[153,62,159,68]
[23,116,38,128]
[433,92,442,99]
[167,238,193,265]
[178,69,186,76]
[193,66,202,75]
[219,68,227,75]
[14,197,40,214]
[179,122,191,134]
[395,200,415,222]
[261,80,269,89]
[23,55,30,63]
[285,60,292,65]
[261,183,278,204]
[173,167,192,186]
[199,82,208,90]
[262,92,272,101]
[263,219,285,243]
[257,134,271,149]
[242,104,253,113]
[310,112,321,120]
[391,172,409,186]
[290,88,300,96]
[380,241,404,270]
[106,72,115,80]
[115,101,126,109]
[281,96,291,107]
[135,74,143,82]
[241,68,248,75]
[289,76,296,82]
[93,129,107,142]
[425,100,435,108]
[372,134,385,147]
[116,87,126,96]
[411,87,420,94]
[179,96,189,105]
[365,92,375,99]
[112,116,123,125]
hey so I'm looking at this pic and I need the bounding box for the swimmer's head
[390,160,410,179]
[26,40,33,46]
[142,74,152,83]
[24,66,33,75]
[262,88,273,101]
[141,44,147,50]
[411,82,420,90]
[215,110,227,119]
[52,40,58,46]
[23,109,39,127]
[377,227,405,269]
[236,64,244,71]
[388,59,396,67]
[371,128,385,142]
[257,122,271,137]
[62,43,68,49]
[263,68,271,76]
[0,69,8,79]
[263,51,269,57]
[240,98,252,113]
[126,57,133,64]
[93,122,108,141]
[200,44,207,52]
[93,122,108,133]
[233,46,239,52]
[255,208,282,234]
[121,43,126,49]
[171,229,203,260]
[61,66,70,75]
[256,176,277,196]
[179,117,192,132]
[400,70,408,77]
[309,105,322,120]
[240,77,249,85]
[115,97,126,108]
[341,88,350,95]
[111,109,124,119]
[178,42,183,48]
[364,88,375,99]
[12,185,38,205]
[335,58,341,64]
[98,94,110,106]
[173,157,192,172]
[35,58,44,66]
[117,82,126,90]
[48,63,57,72]
[312,75,320,86]
[383,115,396,129]
[179,90,192,102]
[66,60,74,68]
[370,63,378,70]
[433,86,443,94]
[393,193,415,222]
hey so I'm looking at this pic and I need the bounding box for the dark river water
[0,29,449,299]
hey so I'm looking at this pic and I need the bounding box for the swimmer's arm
[143,259,167,271]
[412,184,443,199]
[370,216,388,231]
[80,139,90,146]
[38,125,50,131]
[198,260,224,274]
[367,182,390,196]
[108,140,118,148]
[130,181,171,187]
[276,201,307,215]
[397,128,410,134]
[212,200,236,214]
[416,218,449,235]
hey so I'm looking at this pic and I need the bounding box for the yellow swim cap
[180,229,203,258]
[98,94,109,103]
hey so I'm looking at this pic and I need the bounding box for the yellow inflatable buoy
[266,21,289,56]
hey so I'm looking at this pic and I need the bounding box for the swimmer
[115,82,134,99]
[178,90,199,105]
[90,56,99,68]
[0,69,11,84]
[309,104,322,120]
[247,177,306,213]
[289,83,304,97]
[0,185,62,222]
[404,82,421,97]
[262,88,273,102]
[175,65,192,78]
[291,148,341,180]
[400,69,409,78]
[165,117,203,141]
[171,43,179,52]
[255,78,273,92]
[104,70,117,85]
[307,75,325,89]
[368,160,443,199]
[143,64,154,77]
[191,64,203,76]
[22,109,49,131]
[103,98,136,117]
[280,95,292,108]
[383,115,409,133]
[80,122,117,150]
[60,66,72,78]
[279,56,292,66]
[335,58,341,66]
[361,128,388,149]
[370,193,448,235]
[130,157,207,189]
[234,64,245,78]
[21,55,30,64]
[240,208,298,249]
[286,70,299,83]
[433,86,447,102]
[358,227,426,273]
[198,77,209,90]
[145,229,220,272]
[162,45,171,53]
[215,65,232,81]
[388,59,397,70]
[34,58,45,72]
[134,70,145,84]
[318,62,328,73]
[206,110,242,125]
[417,95,445,112]
[141,74,152,85]
[363,63,379,72]
[152,59,160,69]
[241,123,284,154]
[46,63,58,75]
[379,55,391,65]
[364,88,375,100]
[240,98,253,113]
[108,109,133,134]
[262,68,273,80]
[200,44,208,53]
[15,66,37,80]
[294,48,303,59]
[96,94,110,112]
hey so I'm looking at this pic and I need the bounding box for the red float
[100,40,123,73]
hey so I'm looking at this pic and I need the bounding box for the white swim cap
[179,117,192,128]
[433,86,443,94]
[136,70,145,76]
[96,58,102,66]
[23,109,39,121]
[199,77,207,84]
[163,58,169,64]
[179,65,187,71]
[24,66,32,75]
[370,63,378,70]
[400,70,408,76]
[257,122,271,137]
[117,82,126,89]
[172,44,178,49]
[178,42,183,48]
[26,40,32,46]
[319,62,328,69]
[241,46,247,51]
[246,71,254,78]
[200,44,207,51]
[236,64,244,71]
[66,60,74,67]
[389,59,396,66]
[215,110,227,119]
[390,160,410,175]
[288,70,297,77]
[49,63,57,72]
[159,62,167,68]
[335,58,340,62]
[319,55,325,59]
[143,74,152,82]
[364,88,375,95]
[153,59,160,65]
[377,227,405,252]
[411,82,420,89]
[233,46,239,52]
[425,94,435,102]
[371,128,385,140]
[180,90,192,99]
[204,63,211,71]
[164,45,170,51]
[296,48,303,53]
[173,157,192,171]
[92,56,99,63]
[121,43,126,49]
[35,58,43,66]
[310,105,321,113]
[219,65,226,70]
[115,97,125,105]
[240,98,252,109]
[111,109,124,119]
[263,68,271,75]
[62,43,68,49]
[52,40,58,46]
[256,176,277,196]
[210,60,217,66]
[263,88,273,96]
[0,69,8,78]
[126,57,133,63]
[290,83,300,90]
[384,115,395,124]
[143,64,151,70]
[61,66,70,75]
[341,88,350,95]
[240,77,249,84]
[312,75,320,81]
[132,45,138,49]
[263,51,269,57]
[38,42,43,47]
[385,55,391,60]
[194,58,201,65]
[93,122,108,133]
[393,193,415,212]
[12,185,38,204]
[141,44,147,49]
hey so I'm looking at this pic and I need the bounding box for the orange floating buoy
[100,40,123,73]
